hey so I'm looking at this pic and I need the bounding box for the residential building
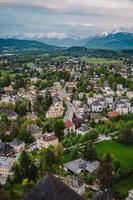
[63,159,87,174]
[23,174,84,200]
[4,85,13,93]
[63,159,100,174]
[0,156,14,179]
[76,125,90,135]
[107,111,119,119]
[27,112,37,120]
[93,189,117,200]
[0,109,18,121]
[91,101,103,113]
[9,138,25,152]
[0,154,20,185]
[64,120,75,135]
[0,142,14,157]
[46,102,64,118]
[85,161,100,173]
[127,91,133,100]
[36,132,59,149]
[65,176,85,195]
[27,124,42,139]
[126,189,133,200]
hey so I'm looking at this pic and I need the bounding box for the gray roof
[0,156,14,167]
[129,189,133,194]
[0,143,14,155]
[27,124,41,134]
[78,126,88,133]
[92,101,102,106]
[93,189,117,200]
[63,159,86,173]
[85,161,100,173]
[23,174,84,200]
[10,138,24,147]
[0,109,17,117]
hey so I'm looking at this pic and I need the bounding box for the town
[0,52,133,200]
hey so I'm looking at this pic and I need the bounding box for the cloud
[1,0,133,9]
[0,0,133,36]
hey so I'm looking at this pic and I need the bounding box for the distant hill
[84,32,133,50]
[1,30,133,50]
[0,38,59,53]
[66,46,88,54]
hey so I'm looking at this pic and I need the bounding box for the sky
[0,0,133,37]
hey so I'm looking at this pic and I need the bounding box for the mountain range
[0,27,133,51]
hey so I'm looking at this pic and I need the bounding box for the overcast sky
[0,0,133,37]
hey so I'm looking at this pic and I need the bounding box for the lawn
[96,140,133,169]
[12,184,24,196]
[81,57,122,64]
[61,152,73,164]
[113,175,133,198]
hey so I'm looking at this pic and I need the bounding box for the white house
[125,189,133,200]
[91,101,103,113]
[37,132,59,149]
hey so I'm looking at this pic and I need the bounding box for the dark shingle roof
[93,189,117,200]
[23,174,84,200]
[0,143,14,155]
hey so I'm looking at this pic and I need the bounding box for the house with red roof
[64,120,75,135]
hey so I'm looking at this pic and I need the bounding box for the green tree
[118,123,133,145]
[83,141,98,160]
[0,114,8,124]
[86,129,99,141]
[16,100,27,116]
[108,74,114,88]
[44,148,56,172]
[53,119,65,140]
[43,91,53,112]
[18,128,34,144]
[0,121,7,140]
[13,151,38,182]
[71,146,79,160]
[98,153,114,188]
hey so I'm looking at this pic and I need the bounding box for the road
[64,134,112,153]
[94,134,112,144]
[64,101,75,122]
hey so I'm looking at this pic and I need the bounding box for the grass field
[97,140,133,197]
[12,184,24,196]
[96,140,133,169]
[113,175,133,198]
[81,57,122,64]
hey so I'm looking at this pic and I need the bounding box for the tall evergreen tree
[98,153,114,188]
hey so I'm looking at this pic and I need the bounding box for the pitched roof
[93,189,117,200]
[0,109,17,117]
[0,143,14,155]
[107,111,119,119]
[10,138,24,146]
[27,124,41,134]
[63,159,86,173]
[42,133,58,142]
[65,120,74,129]
[23,174,84,200]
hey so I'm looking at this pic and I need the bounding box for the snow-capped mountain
[100,27,133,37]
[1,32,80,47]
[1,27,133,49]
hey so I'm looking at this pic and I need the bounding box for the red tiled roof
[107,111,119,118]
[65,120,74,128]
